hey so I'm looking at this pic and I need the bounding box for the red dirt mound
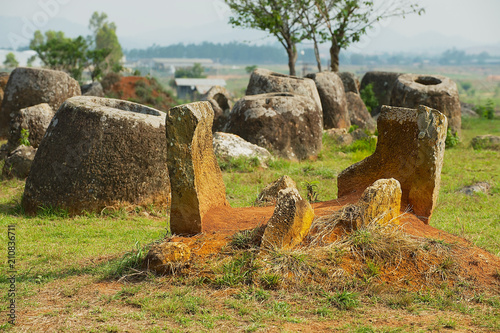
[169,195,500,293]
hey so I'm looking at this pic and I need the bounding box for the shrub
[360,83,378,113]
[445,128,459,148]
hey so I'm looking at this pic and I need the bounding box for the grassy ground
[0,116,499,332]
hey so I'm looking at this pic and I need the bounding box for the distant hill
[0,15,88,49]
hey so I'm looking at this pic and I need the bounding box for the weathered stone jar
[0,67,80,138]
[22,97,170,215]
[390,74,461,135]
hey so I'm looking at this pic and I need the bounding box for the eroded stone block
[166,101,229,235]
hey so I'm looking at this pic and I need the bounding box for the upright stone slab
[338,105,447,223]
[261,187,314,250]
[166,101,229,235]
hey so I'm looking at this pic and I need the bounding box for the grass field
[0,111,499,331]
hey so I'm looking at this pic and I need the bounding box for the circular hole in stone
[415,76,442,86]
[100,99,162,116]
[213,93,230,112]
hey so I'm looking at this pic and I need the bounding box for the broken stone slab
[200,85,232,132]
[255,175,298,207]
[459,182,490,196]
[213,132,272,165]
[355,178,402,229]
[338,105,448,223]
[22,97,170,215]
[391,74,461,136]
[261,187,315,250]
[246,68,322,112]
[8,103,55,150]
[471,135,500,151]
[306,71,350,129]
[166,101,230,235]
[225,92,323,160]
[2,145,36,179]
[143,242,191,275]
[0,67,81,138]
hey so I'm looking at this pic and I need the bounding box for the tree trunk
[313,38,322,72]
[330,41,340,72]
[286,44,298,76]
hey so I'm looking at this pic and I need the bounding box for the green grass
[0,116,499,332]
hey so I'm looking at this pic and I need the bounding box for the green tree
[225,0,311,76]
[311,0,424,72]
[89,12,123,72]
[3,52,19,68]
[30,30,88,81]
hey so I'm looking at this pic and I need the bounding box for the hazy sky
[1,0,499,48]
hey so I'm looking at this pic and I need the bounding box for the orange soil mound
[169,195,500,292]
[108,76,176,111]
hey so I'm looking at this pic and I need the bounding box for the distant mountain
[0,15,89,49]
[119,19,273,50]
[1,14,497,56]
[351,28,487,55]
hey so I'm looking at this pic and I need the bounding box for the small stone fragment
[2,145,37,179]
[256,175,297,206]
[355,178,402,229]
[261,188,315,250]
[143,242,191,274]
[471,135,500,151]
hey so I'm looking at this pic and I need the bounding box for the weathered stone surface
[390,74,461,136]
[339,72,360,94]
[0,67,80,138]
[213,132,272,164]
[2,145,36,179]
[143,242,191,274]
[346,91,376,131]
[461,102,479,118]
[306,71,350,129]
[459,182,490,196]
[360,71,401,116]
[8,103,55,150]
[324,128,370,147]
[0,72,9,104]
[471,135,500,150]
[355,178,402,229]
[338,105,448,223]
[225,93,323,160]
[246,68,322,112]
[256,175,297,207]
[81,81,105,97]
[166,101,229,235]
[200,85,232,132]
[261,187,314,250]
[22,97,170,214]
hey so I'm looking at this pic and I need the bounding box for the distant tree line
[125,42,287,64]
